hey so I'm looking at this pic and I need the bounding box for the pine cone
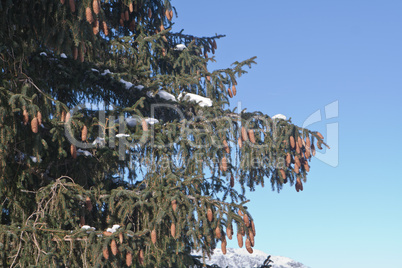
[251,220,256,236]
[129,20,135,31]
[317,141,323,150]
[85,7,93,23]
[311,144,316,156]
[92,20,99,35]
[296,143,301,154]
[227,87,233,98]
[290,136,295,149]
[298,136,303,148]
[81,125,88,141]
[227,224,233,240]
[237,233,243,248]
[206,75,211,82]
[215,226,221,239]
[119,232,123,244]
[31,117,39,133]
[293,163,300,174]
[165,9,172,21]
[238,137,242,148]
[171,200,177,212]
[243,214,250,227]
[294,156,301,167]
[207,208,213,222]
[69,0,75,12]
[102,247,109,260]
[60,0,65,4]
[279,169,286,181]
[125,10,129,21]
[126,252,133,266]
[141,119,148,131]
[80,215,85,226]
[230,174,234,188]
[73,46,78,60]
[92,0,100,15]
[102,21,108,36]
[85,197,92,211]
[151,229,157,244]
[241,127,248,141]
[61,111,66,122]
[148,8,152,18]
[171,223,176,238]
[306,136,311,147]
[295,177,302,192]
[286,153,291,166]
[129,2,134,13]
[138,249,144,264]
[110,239,118,255]
[220,156,228,172]
[232,84,236,96]
[304,162,310,172]
[223,140,230,154]
[221,237,227,255]
[23,108,29,125]
[249,229,255,247]
[248,130,256,144]
[246,240,253,254]
[37,111,42,125]
[70,145,77,159]
[317,132,324,139]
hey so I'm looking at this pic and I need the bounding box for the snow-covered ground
[192,248,309,268]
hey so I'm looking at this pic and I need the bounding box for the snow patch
[174,44,186,51]
[157,90,177,101]
[40,52,47,56]
[120,78,134,89]
[178,92,212,107]
[272,114,287,120]
[101,69,113,76]
[60,53,67,59]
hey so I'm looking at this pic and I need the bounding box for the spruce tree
[0,0,328,267]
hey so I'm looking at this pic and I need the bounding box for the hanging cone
[73,46,78,60]
[81,125,88,141]
[129,2,134,13]
[311,144,316,156]
[102,21,109,36]
[238,137,242,148]
[85,7,93,23]
[317,132,324,139]
[295,177,302,192]
[306,136,311,147]
[110,239,118,255]
[207,208,213,222]
[69,0,75,12]
[119,232,123,244]
[126,252,133,266]
[60,0,65,4]
[304,162,310,172]
[206,75,211,82]
[243,214,250,227]
[215,226,221,239]
[238,209,244,217]
[102,247,109,260]
[23,108,29,125]
[148,8,152,18]
[138,249,144,265]
[249,229,255,247]
[92,19,99,35]
[297,136,303,148]
[92,0,100,15]
[221,237,227,255]
[227,224,233,240]
[279,169,286,181]
[237,233,243,248]
[230,174,234,188]
[246,238,253,253]
[248,130,256,144]
[103,231,113,236]
[70,145,77,159]
[129,19,136,31]
[220,156,228,172]
[151,229,157,244]
[241,127,248,141]
[37,111,42,125]
[85,197,92,211]
[171,223,176,238]
[294,156,301,167]
[31,117,39,133]
[294,163,300,174]
[317,141,323,150]
[171,200,177,212]
[286,153,291,167]
[169,10,173,20]
[296,143,301,154]
[125,10,129,21]
[141,119,148,131]
[232,85,236,96]
[305,148,311,159]
[227,87,233,98]
[223,140,230,154]
[251,220,256,236]
[290,136,295,149]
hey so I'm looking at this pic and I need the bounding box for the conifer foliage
[0,0,328,267]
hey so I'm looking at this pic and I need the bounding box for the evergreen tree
[0,0,328,267]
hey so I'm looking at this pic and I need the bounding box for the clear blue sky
[172,0,402,267]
